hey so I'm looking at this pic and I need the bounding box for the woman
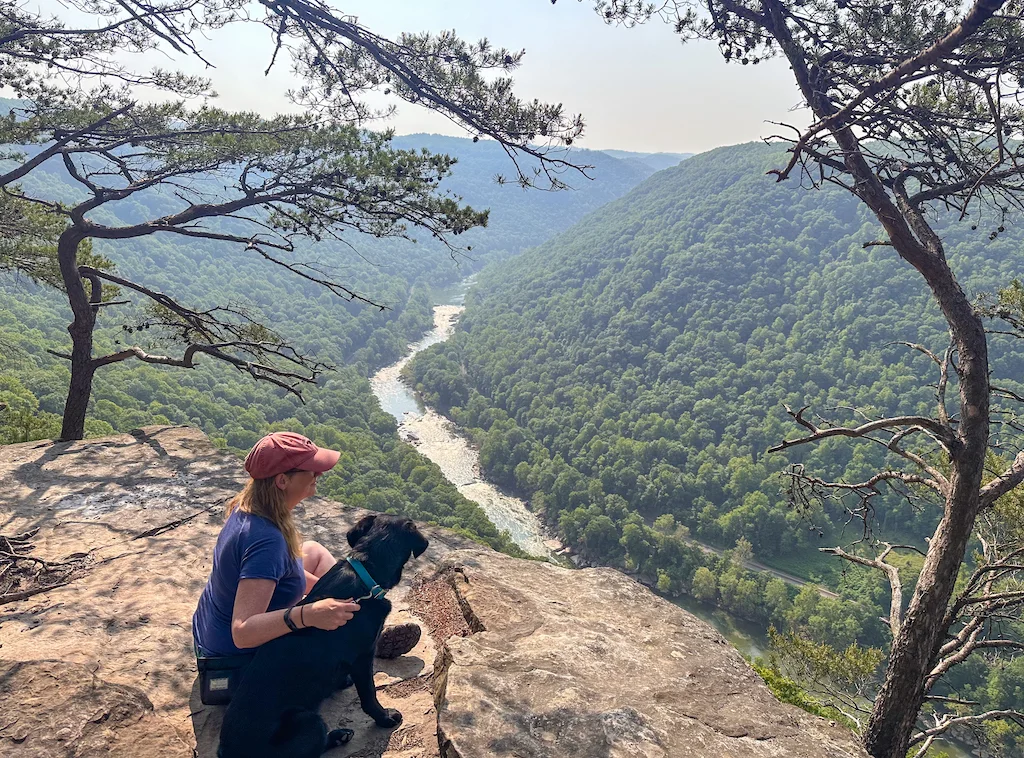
[193,431,419,660]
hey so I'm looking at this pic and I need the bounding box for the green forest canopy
[0,132,651,552]
[406,143,1024,746]
[411,141,1024,565]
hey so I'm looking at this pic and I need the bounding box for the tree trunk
[864,476,988,757]
[862,263,990,758]
[60,328,96,441]
[792,107,994,758]
[56,226,96,441]
[757,6,995,754]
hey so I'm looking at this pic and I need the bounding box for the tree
[1,0,216,288]
[690,565,718,603]
[620,520,655,569]
[763,626,885,732]
[902,460,1024,756]
[653,513,677,534]
[0,376,60,443]
[1,195,109,287]
[582,514,622,559]
[0,0,219,100]
[12,104,492,440]
[731,535,754,567]
[2,1,586,440]
[3,0,585,193]
[764,577,792,622]
[255,0,586,188]
[581,1,1024,755]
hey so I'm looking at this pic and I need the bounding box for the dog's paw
[327,728,354,748]
[374,709,403,728]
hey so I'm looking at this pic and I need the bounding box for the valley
[5,5,1024,756]
[3,134,1021,757]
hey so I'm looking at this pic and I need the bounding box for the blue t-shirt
[192,509,304,656]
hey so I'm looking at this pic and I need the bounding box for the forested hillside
[408,139,1024,585]
[0,133,650,550]
[406,142,1024,745]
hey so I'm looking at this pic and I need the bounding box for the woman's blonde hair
[227,477,302,559]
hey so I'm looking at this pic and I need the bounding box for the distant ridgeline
[0,131,651,551]
[600,148,693,173]
[407,140,1024,604]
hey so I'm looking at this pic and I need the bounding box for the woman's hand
[303,598,360,630]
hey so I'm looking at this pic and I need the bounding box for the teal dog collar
[347,558,387,600]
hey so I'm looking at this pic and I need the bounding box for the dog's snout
[400,519,429,557]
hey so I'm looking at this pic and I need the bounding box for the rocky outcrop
[0,427,869,757]
[428,552,863,757]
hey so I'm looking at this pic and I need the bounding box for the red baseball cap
[244,432,340,480]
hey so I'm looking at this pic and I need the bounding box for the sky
[42,0,806,155]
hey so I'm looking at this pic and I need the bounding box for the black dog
[217,514,429,758]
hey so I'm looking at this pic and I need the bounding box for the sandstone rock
[432,550,867,758]
[0,659,191,757]
[0,427,458,757]
[0,427,869,757]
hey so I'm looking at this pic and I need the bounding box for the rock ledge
[0,427,867,757]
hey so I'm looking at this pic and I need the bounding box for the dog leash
[347,557,387,600]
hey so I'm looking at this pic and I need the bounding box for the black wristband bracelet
[299,605,305,628]
[283,606,299,632]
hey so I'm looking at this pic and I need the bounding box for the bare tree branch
[769,406,958,455]
[910,709,1024,747]
[979,451,1024,507]
[821,544,905,637]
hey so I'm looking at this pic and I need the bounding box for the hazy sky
[51,0,807,154]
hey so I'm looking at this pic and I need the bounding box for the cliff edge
[0,426,868,757]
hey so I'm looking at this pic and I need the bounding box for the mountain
[0,132,650,549]
[601,148,693,172]
[406,144,1024,738]
[4,132,653,380]
[394,135,658,261]
[407,140,1024,589]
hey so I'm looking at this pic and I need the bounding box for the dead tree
[582,1,1024,756]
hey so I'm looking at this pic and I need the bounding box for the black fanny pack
[195,648,255,706]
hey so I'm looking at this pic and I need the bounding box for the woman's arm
[230,578,361,649]
[230,578,290,650]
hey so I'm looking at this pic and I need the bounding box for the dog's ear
[404,519,429,557]
[347,514,377,548]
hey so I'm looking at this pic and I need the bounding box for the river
[369,283,775,649]
[370,291,555,559]
[368,283,973,757]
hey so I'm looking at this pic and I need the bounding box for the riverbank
[370,303,556,559]
[369,293,836,634]
[397,409,554,557]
